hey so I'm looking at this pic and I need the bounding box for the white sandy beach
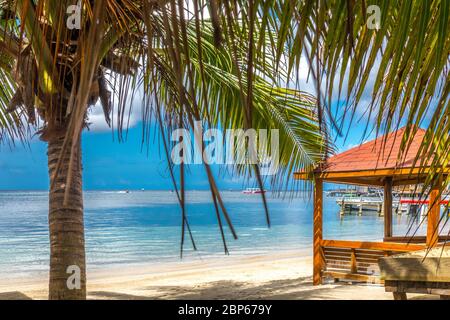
[0,251,440,300]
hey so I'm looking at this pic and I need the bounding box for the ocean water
[0,190,437,279]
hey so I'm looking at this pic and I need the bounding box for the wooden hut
[295,127,449,285]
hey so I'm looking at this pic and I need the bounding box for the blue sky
[0,123,241,190]
[0,114,372,191]
[0,53,392,191]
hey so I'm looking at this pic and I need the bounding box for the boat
[242,188,266,194]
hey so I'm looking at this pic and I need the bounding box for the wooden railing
[320,240,426,283]
[383,236,450,243]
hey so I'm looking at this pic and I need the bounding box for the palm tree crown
[0,1,329,299]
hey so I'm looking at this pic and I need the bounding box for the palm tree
[249,0,449,190]
[2,0,447,301]
[0,1,327,299]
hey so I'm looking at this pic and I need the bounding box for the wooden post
[384,177,393,239]
[393,292,407,300]
[350,249,357,274]
[313,178,324,285]
[358,196,363,216]
[427,184,441,247]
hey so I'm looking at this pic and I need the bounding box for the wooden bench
[384,281,450,300]
[379,247,450,300]
[323,246,385,283]
[320,240,426,284]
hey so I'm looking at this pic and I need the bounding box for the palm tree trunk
[47,133,86,300]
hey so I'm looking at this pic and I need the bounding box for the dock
[337,196,449,217]
[336,194,406,216]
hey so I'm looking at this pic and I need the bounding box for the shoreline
[0,246,312,281]
[0,250,439,300]
[0,248,312,285]
[0,250,313,299]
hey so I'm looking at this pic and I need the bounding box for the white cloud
[87,86,144,132]
[86,106,112,132]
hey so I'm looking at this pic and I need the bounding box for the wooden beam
[384,235,450,243]
[322,271,380,284]
[385,280,450,295]
[427,183,441,247]
[321,239,425,252]
[384,236,427,243]
[294,167,449,181]
[313,179,324,285]
[315,177,384,187]
[384,177,393,238]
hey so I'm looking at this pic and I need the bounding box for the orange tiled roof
[317,127,426,173]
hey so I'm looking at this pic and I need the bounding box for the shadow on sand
[88,276,438,300]
[0,277,439,300]
[0,291,33,300]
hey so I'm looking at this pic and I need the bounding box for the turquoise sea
[0,190,433,279]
